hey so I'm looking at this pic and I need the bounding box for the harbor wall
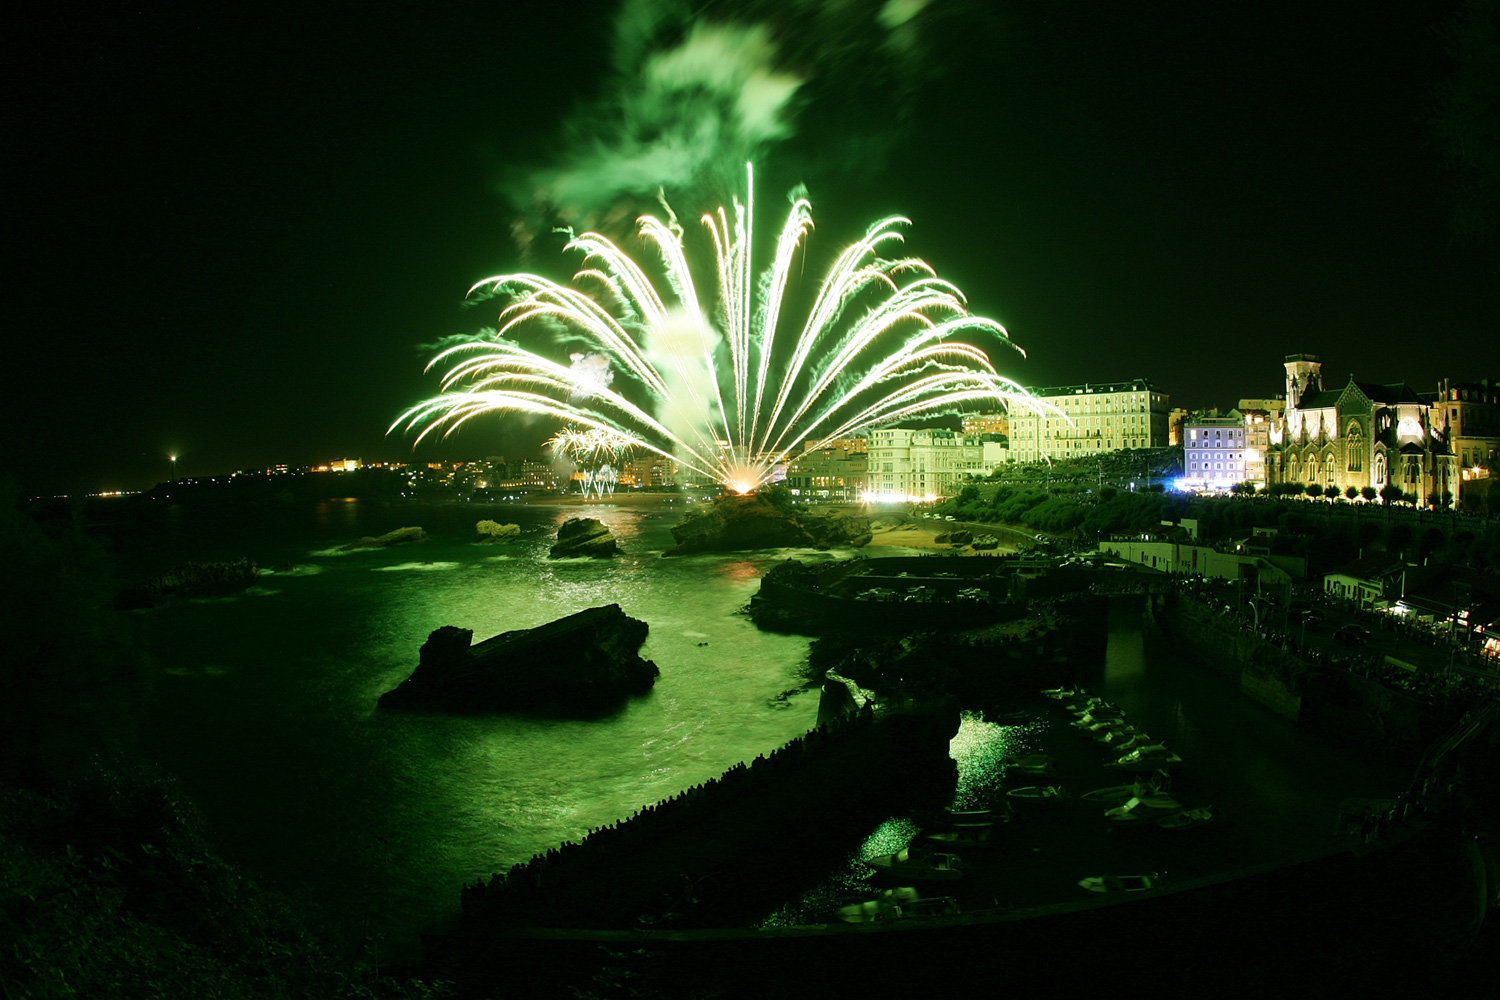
[467,819,1486,999]
[450,704,959,934]
[1144,591,1426,737]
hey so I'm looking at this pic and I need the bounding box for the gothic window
[1373,451,1386,484]
[1325,454,1336,482]
[1346,423,1363,471]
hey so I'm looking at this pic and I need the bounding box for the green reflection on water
[757,815,922,928]
[949,709,1044,809]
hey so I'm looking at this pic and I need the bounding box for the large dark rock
[666,494,871,555]
[549,517,618,558]
[379,604,658,716]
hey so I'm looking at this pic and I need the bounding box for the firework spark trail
[394,164,1055,491]
[548,427,633,500]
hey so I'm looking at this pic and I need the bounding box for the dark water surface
[87,496,827,957]
[765,595,1413,924]
[83,497,1412,955]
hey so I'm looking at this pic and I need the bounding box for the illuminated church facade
[1267,354,1459,503]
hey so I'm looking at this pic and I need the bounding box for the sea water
[86,495,830,957]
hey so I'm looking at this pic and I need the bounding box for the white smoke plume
[568,352,616,402]
[642,307,722,453]
[509,0,957,236]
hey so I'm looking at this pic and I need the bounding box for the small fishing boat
[1041,686,1085,700]
[1007,753,1057,777]
[1103,795,1185,822]
[1006,785,1069,802]
[1071,705,1126,723]
[837,886,922,922]
[1078,874,1158,894]
[924,826,999,849]
[1097,733,1156,755]
[1108,746,1183,770]
[1156,806,1213,830]
[910,807,1003,829]
[1081,783,1149,806]
[1092,725,1145,744]
[862,849,965,881]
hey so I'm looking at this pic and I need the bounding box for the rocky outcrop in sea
[338,526,427,550]
[475,520,521,543]
[113,559,261,609]
[377,604,658,716]
[666,493,871,555]
[548,517,618,558]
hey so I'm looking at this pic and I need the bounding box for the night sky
[9,0,1496,498]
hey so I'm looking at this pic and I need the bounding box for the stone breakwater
[451,703,959,934]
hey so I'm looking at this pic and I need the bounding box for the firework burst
[393,164,1042,492]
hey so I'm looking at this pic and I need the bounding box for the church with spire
[1266,353,1461,504]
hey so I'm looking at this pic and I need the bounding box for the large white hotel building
[1005,379,1172,463]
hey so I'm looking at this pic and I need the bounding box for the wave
[262,564,324,577]
[373,561,462,573]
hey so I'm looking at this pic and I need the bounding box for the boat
[1012,754,1053,768]
[1078,874,1159,893]
[1108,746,1183,770]
[924,826,999,849]
[1006,785,1069,802]
[1041,686,1085,700]
[1156,806,1213,830]
[1007,753,1057,777]
[862,848,965,881]
[1097,733,1156,755]
[910,807,1002,829]
[1081,783,1153,806]
[836,886,922,923]
[1092,725,1145,745]
[1103,795,1186,822]
[837,893,960,922]
[1068,707,1128,722]
[1073,716,1129,732]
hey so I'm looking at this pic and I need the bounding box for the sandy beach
[866,525,949,549]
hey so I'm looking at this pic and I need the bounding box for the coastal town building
[1005,379,1171,463]
[1438,379,1500,483]
[1235,398,1284,488]
[620,454,677,488]
[1181,414,1247,490]
[865,427,990,500]
[1266,354,1459,503]
[960,412,1008,438]
[1168,408,1189,447]
[784,444,868,500]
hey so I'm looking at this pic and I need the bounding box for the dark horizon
[9,0,1496,498]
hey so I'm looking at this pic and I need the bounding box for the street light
[169,455,178,482]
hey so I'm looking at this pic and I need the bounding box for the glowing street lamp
[169,455,178,482]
